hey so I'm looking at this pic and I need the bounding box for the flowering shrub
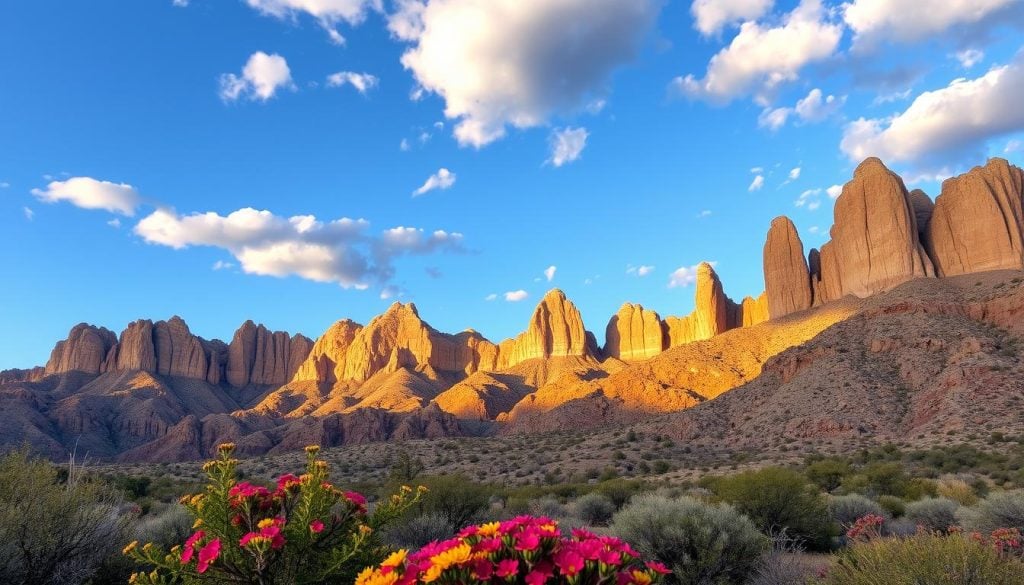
[125,443,423,584]
[844,514,886,541]
[357,515,671,585]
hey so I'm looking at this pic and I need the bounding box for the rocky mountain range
[2,157,1023,462]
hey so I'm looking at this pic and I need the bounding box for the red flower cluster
[358,516,670,585]
[953,526,1024,558]
[845,514,886,541]
[180,530,222,574]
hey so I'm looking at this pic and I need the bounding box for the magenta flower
[496,558,520,578]
[197,539,221,574]
[181,530,205,564]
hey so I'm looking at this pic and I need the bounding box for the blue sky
[2,0,1023,369]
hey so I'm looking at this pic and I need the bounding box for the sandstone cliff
[926,158,1024,277]
[226,321,313,387]
[497,290,590,368]
[664,262,731,347]
[764,216,813,319]
[604,303,665,361]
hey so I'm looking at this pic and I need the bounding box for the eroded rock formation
[498,290,589,367]
[604,303,665,361]
[664,262,731,347]
[764,216,813,319]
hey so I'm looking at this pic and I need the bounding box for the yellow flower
[257,518,276,529]
[422,564,443,583]
[371,571,399,585]
[192,518,203,529]
[359,524,373,536]
[218,442,236,454]
[400,485,412,494]
[355,566,376,585]
[631,570,653,585]
[382,549,408,568]
[477,521,501,537]
[142,543,154,553]
[305,445,320,456]
[431,543,472,571]
[122,541,138,555]
[128,573,139,584]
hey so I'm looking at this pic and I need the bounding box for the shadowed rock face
[604,303,665,361]
[926,158,1024,277]
[44,324,117,375]
[764,216,812,319]
[818,157,934,302]
[226,321,312,388]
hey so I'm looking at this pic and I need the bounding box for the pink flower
[515,530,541,551]
[554,549,585,576]
[525,569,549,585]
[471,558,493,580]
[276,473,301,491]
[345,491,367,508]
[598,550,622,565]
[496,558,520,578]
[645,561,670,575]
[197,539,221,574]
[239,532,259,547]
[181,530,205,564]
[310,519,325,534]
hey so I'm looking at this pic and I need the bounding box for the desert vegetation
[2,436,1024,584]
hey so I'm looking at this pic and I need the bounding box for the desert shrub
[828,495,887,530]
[959,490,1024,533]
[132,504,193,549]
[706,467,833,550]
[126,444,421,584]
[876,495,906,518]
[574,492,616,526]
[531,495,566,519]
[821,532,1024,584]
[747,537,819,585]
[0,450,129,585]
[594,478,650,509]
[904,497,960,532]
[610,494,767,585]
[359,516,671,585]
[382,513,455,549]
[937,478,979,506]
[413,474,491,528]
[806,459,851,493]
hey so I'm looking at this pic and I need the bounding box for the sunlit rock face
[44,323,117,375]
[604,303,665,361]
[763,216,813,319]
[498,289,590,368]
[226,320,312,388]
[926,158,1024,277]
[664,262,731,348]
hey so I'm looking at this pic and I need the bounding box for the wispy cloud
[413,168,456,197]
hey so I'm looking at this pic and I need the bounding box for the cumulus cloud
[326,71,379,94]
[412,168,456,196]
[673,0,843,105]
[691,0,774,36]
[827,184,843,198]
[544,265,557,282]
[748,175,765,191]
[393,0,660,147]
[548,127,589,167]
[795,188,823,210]
[955,48,985,69]
[668,262,715,288]
[244,0,381,44]
[134,207,463,289]
[220,52,293,102]
[31,176,142,216]
[504,290,529,302]
[840,52,1024,168]
[842,0,1021,49]
[626,265,655,277]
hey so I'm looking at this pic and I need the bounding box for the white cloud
[484,293,498,301]
[697,209,712,218]
[219,52,293,102]
[400,138,411,151]
[808,225,821,234]
[107,218,122,228]
[394,0,660,147]
[412,168,456,196]
[827,184,843,198]
[212,260,235,270]
[23,207,34,221]
[795,188,823,210]
[31,176,141,216]
[627,265,655,277]
[673,0,843,105]
[504,290,529,302]
[750,166,764,173]
[955,48,985,69]
[244,0,381,44]
[760,88,845,130]
[548,127,589,167]
[788,166,801,180]
[544,265,557,282]
[840,53,1024,167]
[172,0,188,6]
[748,174,765,191]
[326,71,379,94]
[691,0,774,36]
[0,181,10,188]
[842,0,1020,48]
[134,207,463,289]
[668,262,715,288]
[379,285,400,300]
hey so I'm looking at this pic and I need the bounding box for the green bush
[0,450,128,585]
[877,495,906,518]
[806,459,851,493]
[904,497,959,532]
[821,532,1024,584]
[381,512,454,549]
[610,494,767,585]
[706,467,833,550]
[574,492,616,526]
[959,490,1024,533]
[828,495,887,529]
[412,474,491,528]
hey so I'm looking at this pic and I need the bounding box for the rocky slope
[3,156,1023,462]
